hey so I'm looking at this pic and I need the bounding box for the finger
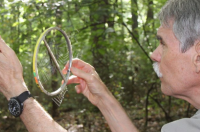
[75,85,81,93]
[74,79,86,94]
[0,37,11,53]
[71,66,95,83]
[67,75,81,84]
[62,61,69,74]
[63,58,94,74]
[79,78,86,91]
[72,58,93,70]
[62,68,67,74]
[0,38,17,61]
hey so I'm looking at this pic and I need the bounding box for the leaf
[105,27,115,33]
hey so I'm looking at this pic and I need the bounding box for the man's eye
[156,36,166,46]
[160,40,165,46]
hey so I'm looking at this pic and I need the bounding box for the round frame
[33,27,72,96]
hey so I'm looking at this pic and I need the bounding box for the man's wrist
[20,97,35,116]
[8,90,32,117]
[6,82,28,100]
[96,91,117,109]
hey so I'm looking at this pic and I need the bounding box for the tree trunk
[88,0,113,85]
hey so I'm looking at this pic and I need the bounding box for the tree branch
[122,22,152,63]
[79,20,153,63]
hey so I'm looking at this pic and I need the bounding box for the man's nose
[150,46,162,62]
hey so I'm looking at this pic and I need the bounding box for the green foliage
[0,0,196,131]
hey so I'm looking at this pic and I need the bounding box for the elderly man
[0,0,199,131]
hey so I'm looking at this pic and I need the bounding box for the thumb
[70,67,92,82]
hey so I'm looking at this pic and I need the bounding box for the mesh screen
[37,29,70,93]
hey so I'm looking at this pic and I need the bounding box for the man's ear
[194,42,200,73]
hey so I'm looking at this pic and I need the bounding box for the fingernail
[75,86,79,93]
[62,70,66,74]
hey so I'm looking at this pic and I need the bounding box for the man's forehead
[157,20,174,35]
[157,24,174,37]
[157,26,167,37]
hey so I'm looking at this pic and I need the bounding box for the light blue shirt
[161,110,200,132]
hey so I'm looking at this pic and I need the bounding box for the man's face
[151,22,199,98]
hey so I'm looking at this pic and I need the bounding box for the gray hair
[158,0,200,52]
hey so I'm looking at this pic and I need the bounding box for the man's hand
[63,59,138,132]
[0,37,28,100]
[62,58,111,106]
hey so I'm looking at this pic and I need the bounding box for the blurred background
[0,0,197,131]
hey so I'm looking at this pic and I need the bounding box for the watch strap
[17,91,32,103]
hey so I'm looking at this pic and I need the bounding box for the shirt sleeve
[161,118,200,132]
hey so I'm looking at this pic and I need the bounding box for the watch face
[8,98,21,117]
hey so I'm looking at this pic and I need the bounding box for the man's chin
[160,84,172,96]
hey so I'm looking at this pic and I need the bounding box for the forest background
[0,0,197,132]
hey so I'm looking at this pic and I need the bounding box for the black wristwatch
[8,91,32,117]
